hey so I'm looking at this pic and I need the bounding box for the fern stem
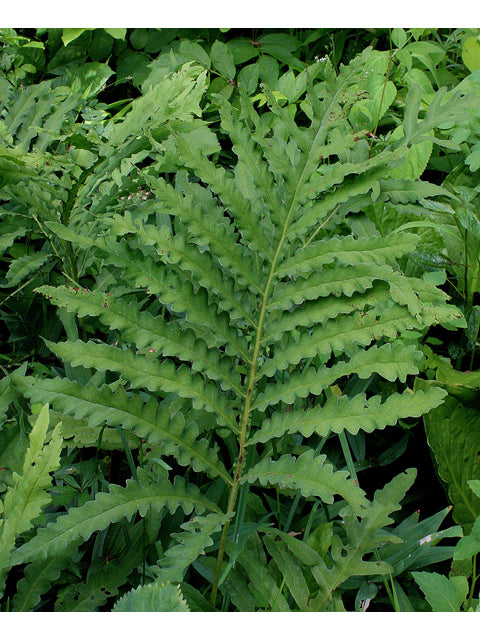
[210,191,297,604]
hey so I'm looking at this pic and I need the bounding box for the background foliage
[1,27,480,612]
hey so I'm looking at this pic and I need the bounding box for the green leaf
[379,506,462,576]
[16,375,232,483]
[0,405,62,591]
[454,514,480,561]
[37,285,243,396]
[238,63,259,95]
[66,62,113,99]
[264,533,311,610]
[462,36,480,72]
[153,512,231,584]
[210,40,236,79]
[103,28,126,40]
[12,552,74,611]
[391,28,407,49]
[412,571,466,611]
[4,253,51,288]
[254,342,424,411]
[113,581,190,612]
[310,469,417,611]
[416,380,480,529]
[45,340,239,433]
[11,471,221,566]
[61,28,89,46]
[248,387,447,444]
[241,450,368,512]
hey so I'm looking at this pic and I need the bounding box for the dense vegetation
[1,27,480,612]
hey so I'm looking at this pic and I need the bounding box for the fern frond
[143,170,264,294]
[11,470,222,566]
[275,232,418,278]
[38,285,244,396]
[45,340,239,433]
[252,342,424,411]
[113,580,190,612]
[296,150,396,205]
[258,303,425,379]
[16,376,232,483]
[37,225,252,360]
[262,282,392,345]
[104,62,208,149]
[0,405,62,590]
[240,450,367,512]
[247,387,447,445]
[217,95,282,228]
[309,469,417,610]
[11,553,73,612]
[107,214,257,325]
[291,164,393,240]
[91,236,251,362]
[169,134,275,261]
[268,262,397,311]
[152,512,231,584]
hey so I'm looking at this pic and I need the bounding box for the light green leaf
[241,450,368,512]
[11,472,221,566]
[391,28,407,49]
[248,387,447,444]
[61,28,89,46]
[210,40,236,79]
[0,405,62,591]
[113,581,190,612]
[153,512,231,584]
[5,253,51,288]
[412,571,466,611]
[463,36,480,72]
[103,28,126,40]
[454,515,480,561]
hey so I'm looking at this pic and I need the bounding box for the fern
[240,450,368,511]
[0,405,62,596]
[11,468,220,568]
[11,554,73,612]
[113,581,190,612]
[12,52,470,610]
[152,512,231,584]
[308,469,417,610]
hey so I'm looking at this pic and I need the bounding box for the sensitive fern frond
[15,54,470,609]
[248,387,447,445]
[309,469,417,611]
[15,375,232,483]
[252,342,425,412]
[37,285,244,395]
[0,405,62,594]
[45,340,239,433]
[11,470,221,567]
[240,450,368,513]
[152,512,231,584]
[113,581,190,612]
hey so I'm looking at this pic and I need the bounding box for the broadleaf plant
[10,51,471,610]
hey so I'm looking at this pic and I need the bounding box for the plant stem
[369,28,393,157]
[466,554,478,610]
[469,314,480,370]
